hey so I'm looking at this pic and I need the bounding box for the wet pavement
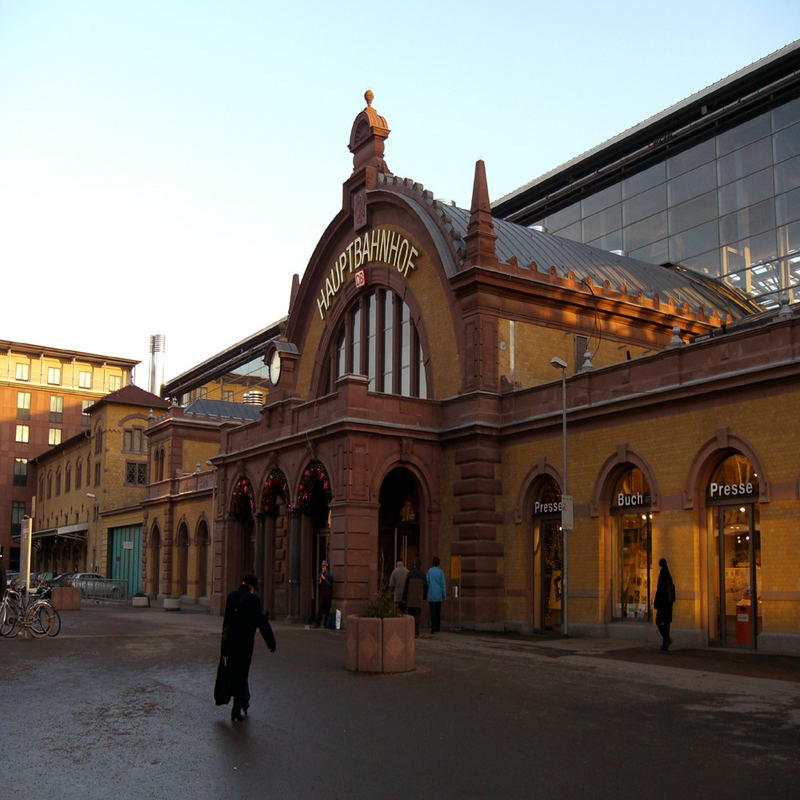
[1,606,799,799]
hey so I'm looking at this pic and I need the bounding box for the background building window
[94,461,100,486]
[49,395,64,423]
[11,501,26,535]
[107,374,121,392]
[13,458,28,486]
[48,428,62,446]
[65,463,71,493]
[76,459,83,489]
[15,424,29,443]
[15,362,29,381]
[125,461,147,486]
[94,428,103,455]
[81,399,92,426]
[47,366,62,385]
[123,427,144,453]
[79,370,92,388]
[17,391,31,420]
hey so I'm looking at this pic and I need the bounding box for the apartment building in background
[1,340,137,569]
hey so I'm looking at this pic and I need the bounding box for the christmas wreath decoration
[262,468,290,518]
[229,477,255,521]
[297,460,332,513]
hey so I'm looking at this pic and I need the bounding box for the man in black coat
[402,558,427,638]
[653,558,676,651]
[222,573,276,722]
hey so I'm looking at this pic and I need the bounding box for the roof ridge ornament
[348,90,391,178]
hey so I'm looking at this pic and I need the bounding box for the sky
[2,1,799,387]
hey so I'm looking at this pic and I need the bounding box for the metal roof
[440,204,759,319]
[184,398,262,422]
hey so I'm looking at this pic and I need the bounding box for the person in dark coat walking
[653,558,676,651]
[222,573,276,722]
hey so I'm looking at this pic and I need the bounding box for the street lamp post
[550,357,570,636]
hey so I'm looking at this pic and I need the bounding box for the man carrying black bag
[218,573,276,722]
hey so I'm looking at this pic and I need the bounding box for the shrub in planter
[346,589,414,673]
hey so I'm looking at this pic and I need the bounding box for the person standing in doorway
[403,558,426,637]
[653,558,676,651]
[389,558,409,614]
[314,560,333,628]
[426,556,447,634]
[222,573,276,723]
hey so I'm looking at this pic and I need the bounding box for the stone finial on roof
[348,90,391,176]
[464,159,498,268]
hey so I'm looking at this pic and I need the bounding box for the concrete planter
[345,614,415,673]
[132,596,150,608]
[51,586,81,611]
[163,597,181,612]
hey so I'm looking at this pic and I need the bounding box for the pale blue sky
[2,1,798,384]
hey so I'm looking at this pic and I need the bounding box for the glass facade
[534,97,800,306]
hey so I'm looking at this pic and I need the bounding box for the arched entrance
[378,467,421,586]
[176,523,189,596]
[229,477,256,581]
[531,476,563,632]
[196,520,209,598]
[296,461,332,622]
[610,467,653,622]
[149,525,161,597]
[707,453,761,648]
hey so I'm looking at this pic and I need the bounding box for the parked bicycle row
[0,584,61,638]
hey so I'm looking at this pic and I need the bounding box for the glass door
[715,504,761,648]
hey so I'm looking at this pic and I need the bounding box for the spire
[464,159,498,267]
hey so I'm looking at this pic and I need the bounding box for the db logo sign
[354,269,367,289]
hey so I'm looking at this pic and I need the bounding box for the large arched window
[322,288,429,398]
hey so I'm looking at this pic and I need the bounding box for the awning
[12,523,89,543]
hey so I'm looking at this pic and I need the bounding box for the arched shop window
[610,467,652,621]
[320,288,429,398]
[707,453,760,648]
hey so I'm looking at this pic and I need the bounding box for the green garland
[262,468,290,518]
[229,477,255,521]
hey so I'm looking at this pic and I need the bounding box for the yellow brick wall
[494,390,799,637]
[498,319,654,388]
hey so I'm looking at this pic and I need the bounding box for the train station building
[199,89,799,653]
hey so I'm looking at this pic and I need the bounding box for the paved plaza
[1,605,799,799]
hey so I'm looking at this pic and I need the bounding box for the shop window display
[610,467,652,621]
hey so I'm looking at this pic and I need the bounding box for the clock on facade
[269,348,282,385]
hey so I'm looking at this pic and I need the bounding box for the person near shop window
[426,556,447,634]
[653,558,676,651]
[389,559,409,614]
[403,559,426,637]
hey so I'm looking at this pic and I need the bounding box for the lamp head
[550,357,567,370]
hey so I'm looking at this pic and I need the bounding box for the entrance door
[534,518,562,631]
[714,504,761,648]
[109,525,142,597]
[378,467,421,584]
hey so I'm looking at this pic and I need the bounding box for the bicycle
[0,583,61,637]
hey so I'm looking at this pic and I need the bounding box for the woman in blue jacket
[426,557,447,634]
